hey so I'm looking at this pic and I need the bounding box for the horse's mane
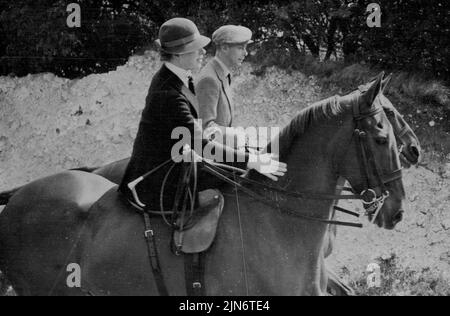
[267,95,346,159]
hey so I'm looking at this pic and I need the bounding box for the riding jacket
[119,64,249,209]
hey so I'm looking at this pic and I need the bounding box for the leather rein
[128,101,403,228]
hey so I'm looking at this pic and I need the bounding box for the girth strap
[142,211,169,296]
[185,253,205,296]
[138,203,207,297]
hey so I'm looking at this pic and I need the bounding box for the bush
[354,0,450,80]
[351,254,450,296]
[0,0,156,78]
[1,0,449,81]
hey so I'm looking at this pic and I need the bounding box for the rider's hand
[204,126,223,141]
[247,153,287,182]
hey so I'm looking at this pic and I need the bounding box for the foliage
[0,0,449,80]
[354,0,450,80]
[0,0,155,78]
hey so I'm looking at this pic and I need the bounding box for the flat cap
[212,25,253,45]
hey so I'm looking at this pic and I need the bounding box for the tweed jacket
[196,58,234,132]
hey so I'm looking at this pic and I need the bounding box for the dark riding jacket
[119,64,249,209]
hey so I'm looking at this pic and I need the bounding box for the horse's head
[379,75,421,167]
[359,74,421,168]
[341,73,405,229]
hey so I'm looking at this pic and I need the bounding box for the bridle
[358,83,411,155]
[128,97,403,228]
[351,96,403,222]
[384,107,411,155]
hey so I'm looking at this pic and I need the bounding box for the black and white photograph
[0,0,449,298]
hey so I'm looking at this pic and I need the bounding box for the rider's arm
[168,93,249,169]
[168,93,287,181]
[197,76,221,131]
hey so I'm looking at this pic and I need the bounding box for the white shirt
[165,62,192,88]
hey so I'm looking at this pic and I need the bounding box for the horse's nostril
[393,211,404,223]
[410,145,420,159]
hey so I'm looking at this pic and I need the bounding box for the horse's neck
[250,115,352,245]
[237,115,348,222]
[211,106,357,294]
[216,122,347,294]
[285,128,340,199]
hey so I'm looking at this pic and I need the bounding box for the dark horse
[0,74,405,295]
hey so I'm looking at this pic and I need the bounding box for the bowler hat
[155,18,211,54]
[212,25,254,45]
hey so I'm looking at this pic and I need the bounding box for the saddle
[134,187,224,296]
[125,151,227,295]
[126,188,225,255]
[173,189,224,254]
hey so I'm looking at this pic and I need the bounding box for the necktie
[188,76,195,95]
[227,74,231,86]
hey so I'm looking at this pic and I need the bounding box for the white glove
[247,153,287,182]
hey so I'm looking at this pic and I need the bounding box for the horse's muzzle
[392,210,404,226]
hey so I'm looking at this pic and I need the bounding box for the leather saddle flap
[174,189,224,254]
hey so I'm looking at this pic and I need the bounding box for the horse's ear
[362,71,384,107]
[381,73,393,93]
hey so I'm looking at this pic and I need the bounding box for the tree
[1,0,449,80]
[0,0,155,77]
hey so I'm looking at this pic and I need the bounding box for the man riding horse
[197,25,253,145]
